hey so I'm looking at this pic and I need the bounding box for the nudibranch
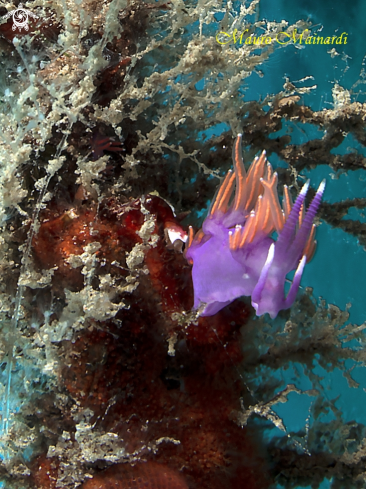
[185,135,325,319]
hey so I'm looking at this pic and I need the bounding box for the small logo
[2,3,39,32]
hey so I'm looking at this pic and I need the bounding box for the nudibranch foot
[186,134,325,318]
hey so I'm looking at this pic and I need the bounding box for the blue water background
[238,1,366,487]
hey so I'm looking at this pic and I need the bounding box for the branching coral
[236,291,366,488]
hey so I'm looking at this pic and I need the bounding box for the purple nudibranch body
[185,135,325,319]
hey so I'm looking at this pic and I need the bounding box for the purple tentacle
[251,243,275,315]
[291,180,325,254]
[284,255,307,309]
[276,180,309,251]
